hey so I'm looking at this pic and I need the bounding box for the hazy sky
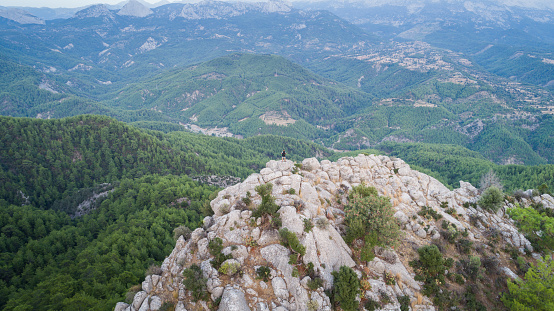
[0,0,160,8]
[1,0,553,9]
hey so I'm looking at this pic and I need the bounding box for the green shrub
[218,261,240,276]
[289,254,298,265]
[292,267,299,277]
[398,295,410,311]
[454,273,465,285]
[307,277,324,290]
[478,186,504,212]
[360,244,375,262]
[379,291,392,304]
[441,222,460,243]
[508,206,554,251]
[183,264,208,301]
[344,185,401,247]
[364,298,380,311]
[253,183,281,228]
[418,205,443,220]
[457,239,473,254]
[502,256,554,311]
[461,256,482,281]
[279,228,306,256]
[241,191,252,206]
[208,237,232,269]
[307,262,315,277]
[159,302,175,311]
[409,245,449,296]
[256,266,271,282]
[538,183,551,195]
[348,184,378,200]
[466,285,487,311]
[303,218,313,233]
[332,266,360,311]
[517,256,529,274]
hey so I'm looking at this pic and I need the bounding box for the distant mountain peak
[0,8,44,24]
[118,0,153,17]
[75,4,115,19]
[178,0,292,20]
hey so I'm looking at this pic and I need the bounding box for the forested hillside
[0,115,332,209]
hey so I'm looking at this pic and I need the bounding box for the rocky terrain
[114,154,553,311]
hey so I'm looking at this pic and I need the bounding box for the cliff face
[115,154,554,311]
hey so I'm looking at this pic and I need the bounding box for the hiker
[281,149,286,162]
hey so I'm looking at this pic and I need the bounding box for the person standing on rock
[281,149,286,162]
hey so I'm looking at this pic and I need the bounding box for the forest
[0,115,553,310]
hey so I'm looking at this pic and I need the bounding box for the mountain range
[0,0,553,165]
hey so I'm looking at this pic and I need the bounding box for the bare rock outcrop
[117,154,544,311]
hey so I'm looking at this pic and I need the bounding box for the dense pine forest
[0,115,553,310]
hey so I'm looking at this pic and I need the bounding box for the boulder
[393,211,409,224]
[175,302,188,311]
[272,277,289,299]
[150,296,162,311]
[218,287,251,311]
[279,205,304,235]
[132,291,148,310]
[142,275,153,293]
[114,302,129,311]
[302,158,321,171]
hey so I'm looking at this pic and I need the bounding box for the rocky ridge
[178,1,292,20]
[118,0,153,18]
[116,154,553,311]
[75,4,115,19]
[0,8,44,24]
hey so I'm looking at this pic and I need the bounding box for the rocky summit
[116,154,554,311]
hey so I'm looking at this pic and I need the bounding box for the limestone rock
[302,158,321,171]
[258,229,280,246]
[218,287,251,311]
[115,154,535,311]
[150,296,162,311]
[132,291,148,310]
[272,277,289,299]
[501,267,520,280]
[114,302,129,311]
[255,302,270,311]
[394,211,409,224]
[175,302,188,311]
[142,275,153,293]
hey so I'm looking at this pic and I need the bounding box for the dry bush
[145,264,163,276]
[479,170,503,191]
[173,225,192,240]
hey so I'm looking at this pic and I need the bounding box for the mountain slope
[0,114,332,209]
[299,0,554,88]
[102,53,374,139]
[0,1,377,96]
